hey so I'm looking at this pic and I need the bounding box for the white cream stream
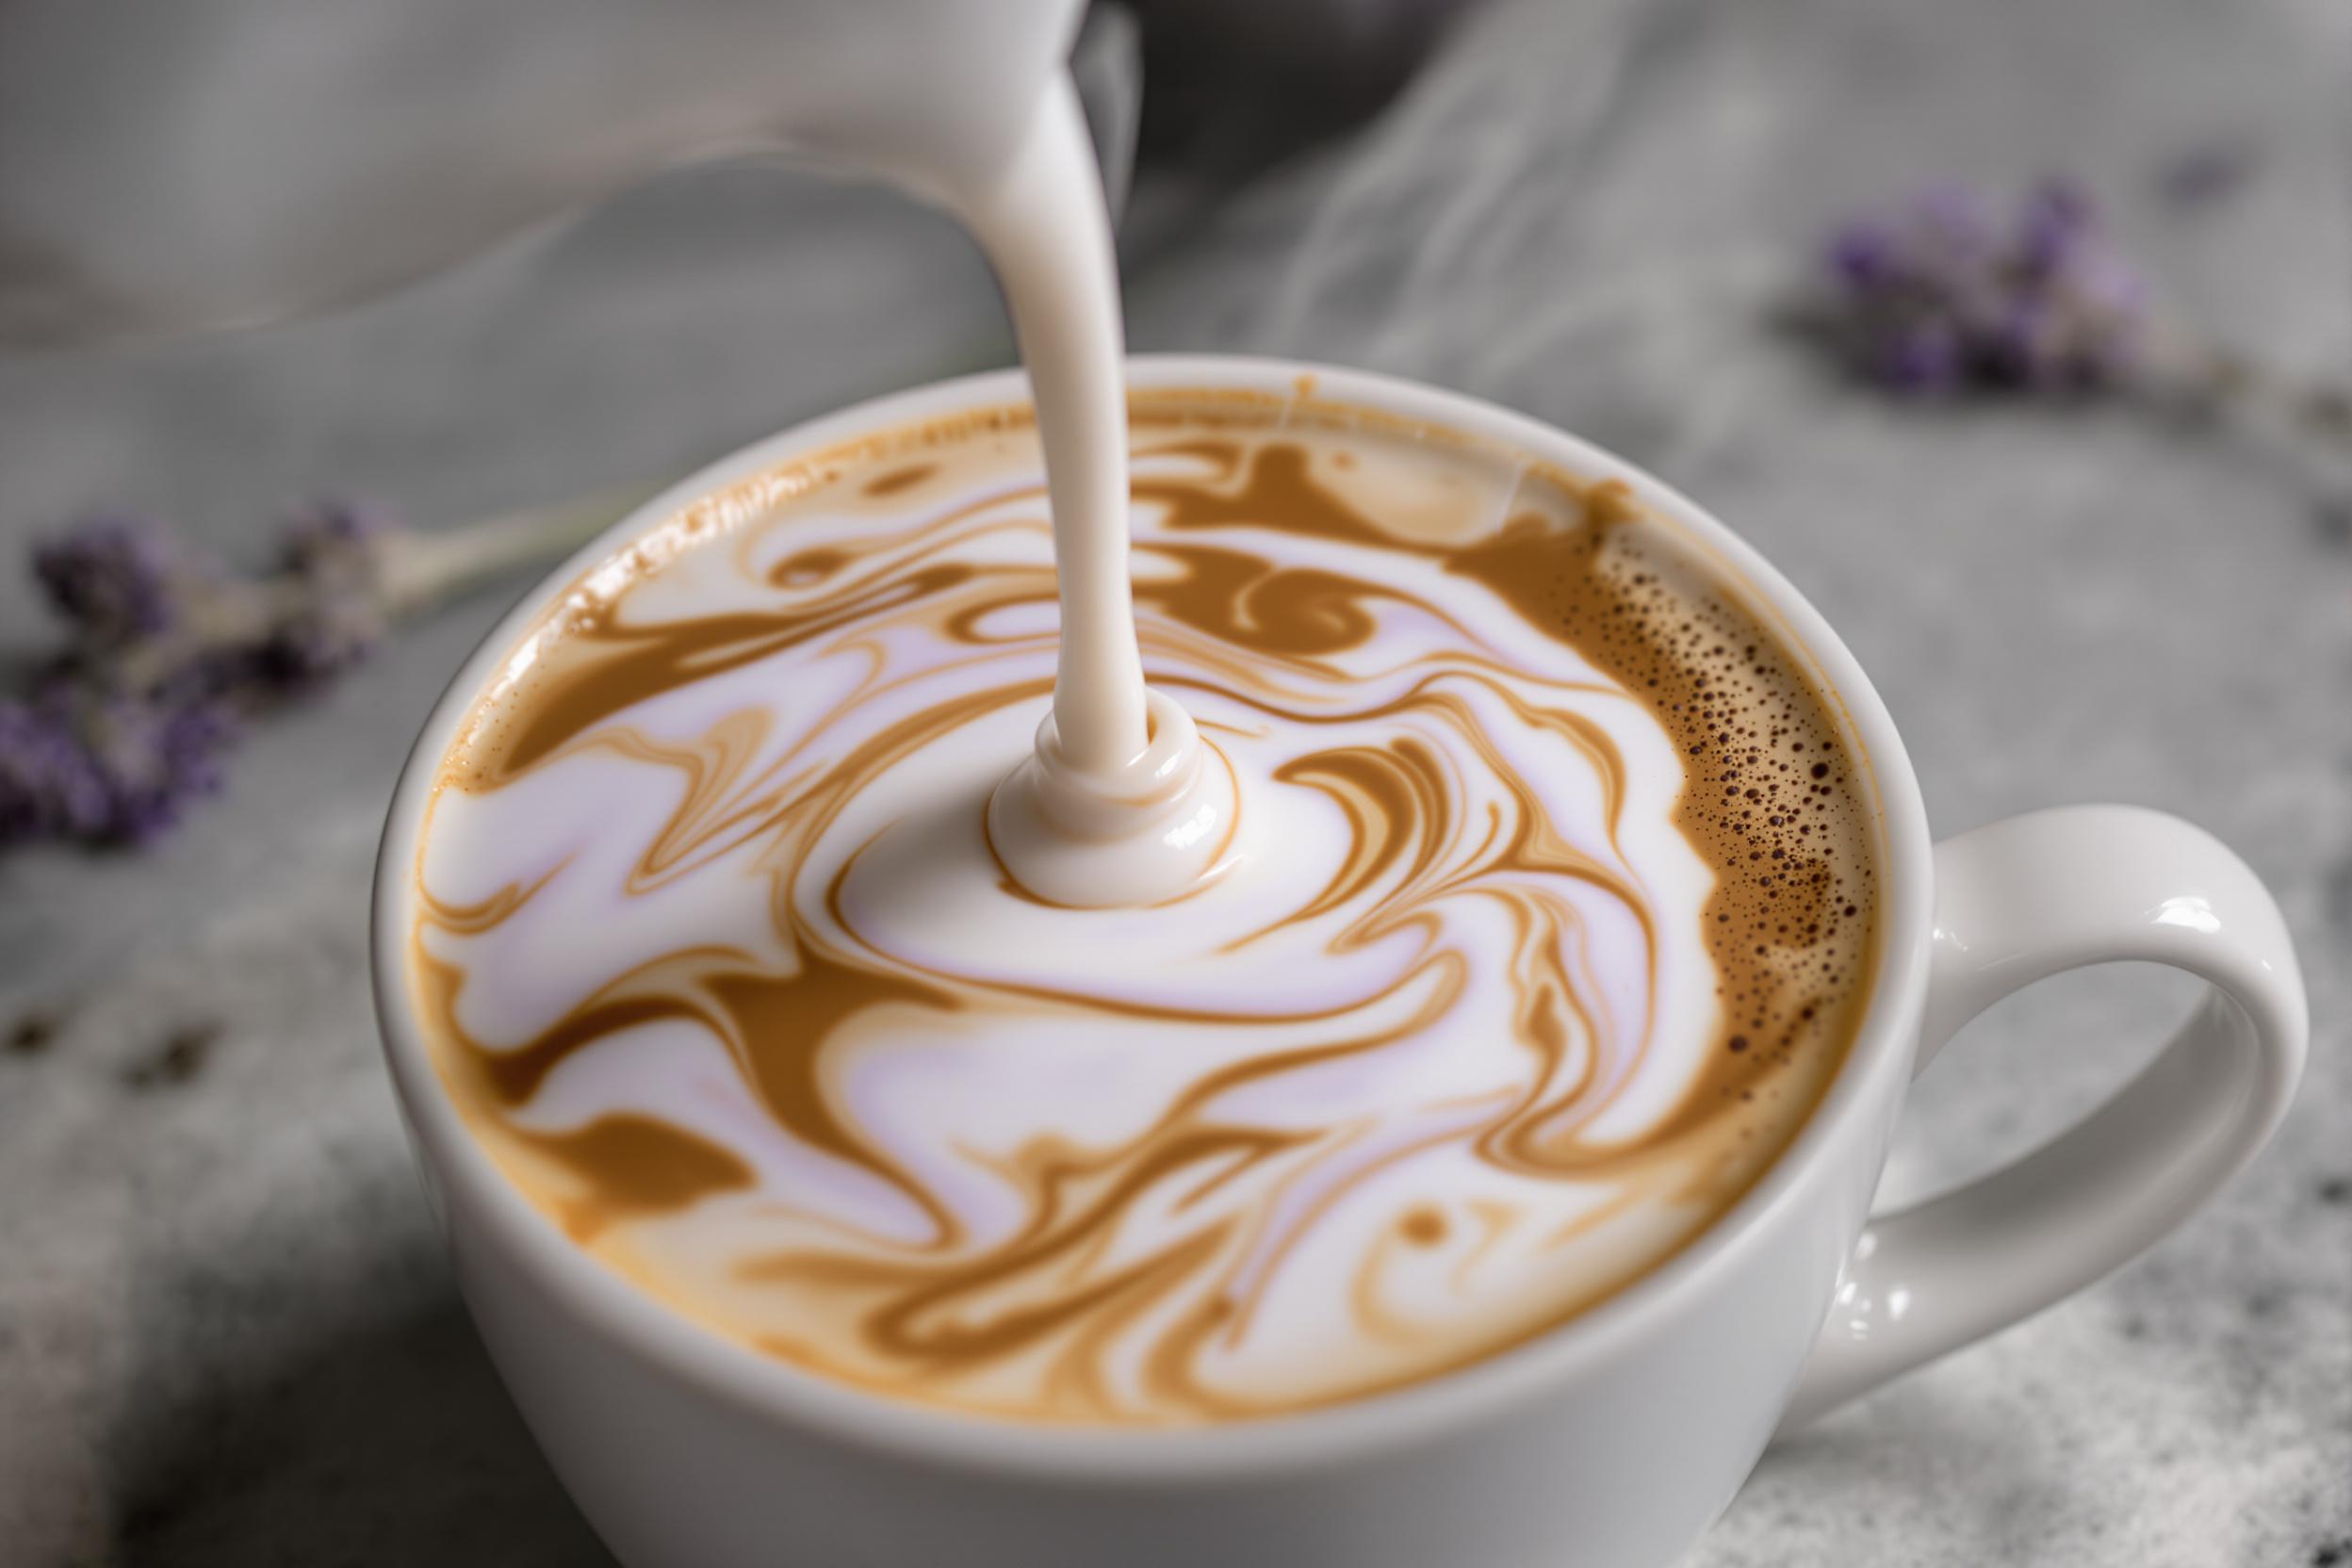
[936,72,1228,906]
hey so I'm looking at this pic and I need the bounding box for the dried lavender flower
[252,589,387,694]
[278,496,399,580]
[1810,174,2352,474]
[0,688,235,846]
[31,514,190,644]
[1,498,390,849]
[1821,179,2148,396]
[256,498,398,694]
[0,698,74,842]
[3,484,638,855]
[66,691,237,844]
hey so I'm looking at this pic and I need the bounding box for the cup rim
[370,352,1933,1482]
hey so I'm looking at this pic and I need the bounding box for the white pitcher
[0,0,1086,344]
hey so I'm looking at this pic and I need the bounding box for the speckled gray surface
[1,0,2345,1564]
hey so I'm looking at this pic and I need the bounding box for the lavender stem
[379,482,658,613]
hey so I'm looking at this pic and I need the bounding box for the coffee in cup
[402,386,1882,1424]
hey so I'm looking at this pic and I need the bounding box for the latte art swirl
[410,396,1879,1423]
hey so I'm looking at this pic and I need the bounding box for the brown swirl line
[733,957,1476,1421]
[416,864,564,935]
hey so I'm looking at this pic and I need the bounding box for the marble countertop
[1,0,2344,1562]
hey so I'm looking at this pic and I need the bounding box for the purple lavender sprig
[255,498,400,694]
[0,686,236,846]
[1816,180,2352,450]
[2,488,637,852]
[1822,180,2148,395]
[31,514,192,645]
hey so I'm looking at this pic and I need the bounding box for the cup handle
[1778,805,2307,1429]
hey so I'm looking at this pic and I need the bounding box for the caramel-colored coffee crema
[408,388,1881,1425]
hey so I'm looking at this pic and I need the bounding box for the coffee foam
[408,392,1880,1424]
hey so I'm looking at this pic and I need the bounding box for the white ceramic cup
[371,355,2308,1568]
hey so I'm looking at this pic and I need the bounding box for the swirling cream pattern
[409,394,1879,1424]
